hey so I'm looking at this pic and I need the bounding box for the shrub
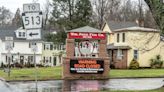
[1,62,4,68]
[150,55,163,68]
[129,59,140,69]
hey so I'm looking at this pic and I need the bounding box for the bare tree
[42,0,51,30]
[92,0,120,28]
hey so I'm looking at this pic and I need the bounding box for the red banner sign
[68,32,106,39]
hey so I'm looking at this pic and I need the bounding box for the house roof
[107,44,131,50]
[106,21,139,31]
[114,27,159,32]
[68,26,104,33]
[0,26,48,41]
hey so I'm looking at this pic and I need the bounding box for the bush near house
[129,59,140,69]
[150,55,163,68]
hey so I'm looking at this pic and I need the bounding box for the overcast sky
[0,0,143,14]
[0,0,52,13]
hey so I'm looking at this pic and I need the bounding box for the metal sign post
[22,3,42,92]
[5,37,13,78]
[32,43,38,92]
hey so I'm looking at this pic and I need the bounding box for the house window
[29,42,36,48]
[50,44,53,50]
[6,55,7,63]
[134,50,138,60]
[18,32,26,37]
[43,57,45,63]
[117,33,119,42]
[45,57,49,63]
[19,32,21,37]
[117,49,123,60]
[49,57,51,63]
[54,45,57,50]
[28,56,34,62]
[122,33,125,42]
[23,32,26,37]
[45,44,50,50]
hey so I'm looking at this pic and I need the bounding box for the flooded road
[1,78,164,92]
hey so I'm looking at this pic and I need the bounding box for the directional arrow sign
[26,29,41,40]
[29,33,39,37]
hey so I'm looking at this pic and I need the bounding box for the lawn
[0,67,164,81]
[108,87,164,92]
[110,69,164,78]
[0,67,62,81]
[0,67,164,92]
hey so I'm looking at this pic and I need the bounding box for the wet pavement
[0,78,164,92]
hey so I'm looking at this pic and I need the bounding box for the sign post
[5,37,13,78]
[22,3,42,92]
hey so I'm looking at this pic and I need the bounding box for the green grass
[110,69,164,78]
[0,67,164,81]
[0,67,164,92]
[0,67,62,81]
[106,87,164,92]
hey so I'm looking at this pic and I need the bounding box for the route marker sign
[26,29,41,40]
[22,12,42,29]
[22,3,42,40]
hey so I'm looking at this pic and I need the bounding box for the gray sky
[0,0,51,13]
[0,0,142,14]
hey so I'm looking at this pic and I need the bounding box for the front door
[53,57,56,66]
[20,56,24,65]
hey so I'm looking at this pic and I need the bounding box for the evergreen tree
[74,0,93,28]
[50,0,93,30]
[12,8,22,27]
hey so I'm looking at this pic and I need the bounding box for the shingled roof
[106,21,139,31]
[0,26,48,41]
[68,26,103,33]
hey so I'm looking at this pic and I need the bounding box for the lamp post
[17,52,20,63]
[52,52,56,66]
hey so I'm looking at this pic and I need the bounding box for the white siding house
[0,26,43,66]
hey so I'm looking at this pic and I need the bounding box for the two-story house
[102,21,164,68]
[42,42,65,66]
[0,26,43,66]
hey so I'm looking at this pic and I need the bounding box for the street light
[17,52,20,63]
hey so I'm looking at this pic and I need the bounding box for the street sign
[5,37,13,51]
[23,3,40,12]
[22,12,43,29]
[5,37,13,41]
[31,44,38,52]
[26,29,41,40]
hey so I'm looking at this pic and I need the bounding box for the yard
[0,67,164,81]
[0,67,164,92]
[109,87,164,92]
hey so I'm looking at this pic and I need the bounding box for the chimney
[136,19,144,27]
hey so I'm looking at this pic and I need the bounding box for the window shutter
[50,57,51,63]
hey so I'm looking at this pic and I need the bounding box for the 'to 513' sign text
[22,12,42,29]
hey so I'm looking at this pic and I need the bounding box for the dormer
[15,27,26,39]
